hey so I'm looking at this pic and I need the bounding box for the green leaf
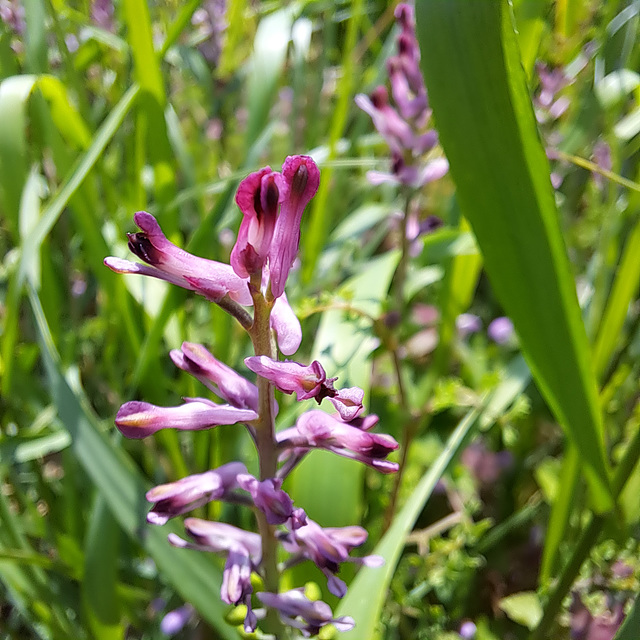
[499,591,543,630]
[335,356,531,639]
[27,286,236,640]
[416,0,612,511]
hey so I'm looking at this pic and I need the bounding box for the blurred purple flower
[592,140,612,191]
[570,594,625,640]
[488,317,514,344]
[535,62,571,124]
[192,0,227,66]
[146,461,246,525]
[160,604,194,636]
[115,399,257,439]
[459,620,477,639]
[456,313,482,338]
[461,441,513,485]
[0,0,25,35]
[258,589,355,637]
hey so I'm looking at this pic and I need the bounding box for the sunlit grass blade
[335,356,532,639]
[416,0,612,511]
[27,285,236,639]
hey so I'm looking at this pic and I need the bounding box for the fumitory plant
[104,155,399,637]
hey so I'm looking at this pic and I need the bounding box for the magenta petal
[329,387,364,422]
[268,155,320,298]
[113,212,252,305]
[271,292,302,355]
[115,400,257,439]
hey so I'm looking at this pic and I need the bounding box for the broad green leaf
[613,592,640,640]
[499,591,543,630]
[28,286,236,640]
[336,356,531,639]
[416,0,612,511]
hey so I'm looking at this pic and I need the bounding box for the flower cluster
[355,3,448,188]
[105,155,398,637]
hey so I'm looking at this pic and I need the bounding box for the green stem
[532,421,640,638]
[249,282,288,639]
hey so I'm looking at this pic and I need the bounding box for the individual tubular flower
[170,342,260,411]
[279,519,383,597]
[257,589,355,637]
[160,604,194,636]
[230,167,283,278]
[237,474,307,528]
[146,461,247,525]
[488,317,514,345]
[104,212,252,305]
[268,155,320,299]
[277,410,399,473]
[456,313,482,338]
[244,356,364,421]
[169,520,261,633]
[115,399,257,439]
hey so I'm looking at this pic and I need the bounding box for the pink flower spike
[115,400,257,439]
[231,167,283,278]
[245,356,327,401]
[271,292,302,355]
[170,342,260,411]
[109,211,252,305]
[268,155,320,299]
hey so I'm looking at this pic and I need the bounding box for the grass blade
[27,285,236,639]
[416,0,612,511]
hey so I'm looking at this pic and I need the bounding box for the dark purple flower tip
[115,400,257,439]
[145,461,246,525]
[105,212,252,305]
[488,317,514,344]
[170,342,260,411]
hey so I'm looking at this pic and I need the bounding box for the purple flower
[456,313,482,338]
[459,620,477,639]
[170,342,260,411]
[488,317,514,345]
[278,410,398,473]
[279,519,383,597]
[160,604,194,635]
[115,399,257,439]
[268,155,320,299]
[104,212,252,305]
[146,461,247,525]
[237,474,306,527]
[244,356,365,421]
[271,292,302,355]
[231,167,283,278]
[592,140,612,190]
[257,589,355,637]
[169,519,261,632]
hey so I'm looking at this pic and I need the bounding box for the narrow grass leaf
[416,0,612,511]
[28,286,236,639]
[335,356,531,639]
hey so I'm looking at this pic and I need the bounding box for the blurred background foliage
[1,0,639,638]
